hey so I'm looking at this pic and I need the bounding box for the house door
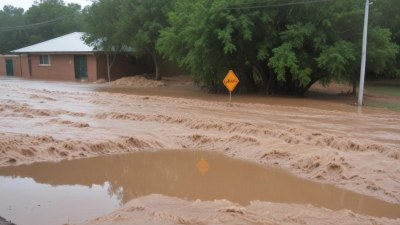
[74,55,88,80]
[5,59,13,76]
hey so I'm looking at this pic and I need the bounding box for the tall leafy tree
[83,0,126,82]
[84,0,172,81]
[0,1,85,53]
[158,0,279,93]
[0,6,28,53]
[25,0,84,44]
[83,0,124,51]
[117,0,172,80]
[370,0,400,78]
[267,0,366,94]
[158,0,398,95]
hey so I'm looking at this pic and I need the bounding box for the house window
[39,55,51,66]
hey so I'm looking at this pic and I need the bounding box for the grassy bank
[365,79,400,111]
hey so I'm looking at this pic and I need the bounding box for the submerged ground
[0,76,399,224]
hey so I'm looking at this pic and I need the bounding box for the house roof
[12,32,95,53]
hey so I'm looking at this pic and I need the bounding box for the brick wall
[0,55,22,76]
[1,53,169,81]
[29,54,75,80]
[12,56,21,76]
[96,54,153,81]
[20,54,30,78]
[87,55,97,81]
[0,56,5,75]
[160,60,186,77]
[27,54,98,81]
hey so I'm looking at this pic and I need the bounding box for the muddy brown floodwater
[0,150,399,225]
[1,77,400,225]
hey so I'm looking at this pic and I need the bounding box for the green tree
[158,0,398,95]
[0,6,28,53]
[83,0,126,82]
[84,0,172,81]
[82,0,124,51]
[117,0,172,80]
[158,0,279,93]
[25,0,84,44]
[370,0,400,78]
[0,1,85,53]
[268,0,364,94]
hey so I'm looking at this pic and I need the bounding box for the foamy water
[0,76,399,225]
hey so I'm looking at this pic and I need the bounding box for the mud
[0,76,399,225]
[1,150,399,225]
[0,176,119,225]
[111,75,165,87]
[78,194,400,225]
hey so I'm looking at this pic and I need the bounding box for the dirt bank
[111,75,165,87]
[78,194,399,225]
[0,76,399,224]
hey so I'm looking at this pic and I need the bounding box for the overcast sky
[0,0,93,11]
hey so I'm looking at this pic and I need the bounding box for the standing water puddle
[0,150,399,225]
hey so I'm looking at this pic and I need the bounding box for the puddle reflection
[197,158,210,176]
[0,150,399,224]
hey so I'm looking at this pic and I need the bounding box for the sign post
[223,70,239,106]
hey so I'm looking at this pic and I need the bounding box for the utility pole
[358,0,371,106]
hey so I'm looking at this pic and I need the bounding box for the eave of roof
[11,32,95,54]
[17,51,96,54]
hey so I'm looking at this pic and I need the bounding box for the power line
[228,0,317,7]
[0,12,77,32]
[225,0,333,10]
[223,0,334,10]
[228,0,285,6]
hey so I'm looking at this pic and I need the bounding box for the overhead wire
[228,0,311,6]
[1,0,335,32]
[221,0,335,10]
[0,12,77,32]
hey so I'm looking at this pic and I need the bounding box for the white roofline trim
[11,32,94,53]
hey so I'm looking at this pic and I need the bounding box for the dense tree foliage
[83,0,172,80]
[0,6,28,53]
[1,0,399,95]
[82,0,124,52]
[0,0,84,53]
[82,0,126,82]
[25,0,84,44]
[117,0,172,80]
[158,0,399,95]
[371,0,400,78]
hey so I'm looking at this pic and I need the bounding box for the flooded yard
[1,150,399,224]
[0,76,399,225]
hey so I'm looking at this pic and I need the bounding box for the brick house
[0,55,21,76]
[3,32,152,81]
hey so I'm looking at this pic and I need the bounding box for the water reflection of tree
[106,182,123,205]
[0,151,205,204]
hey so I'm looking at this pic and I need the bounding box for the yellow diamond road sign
[223,70,239,92]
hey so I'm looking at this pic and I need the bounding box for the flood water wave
[0,150,399,224]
